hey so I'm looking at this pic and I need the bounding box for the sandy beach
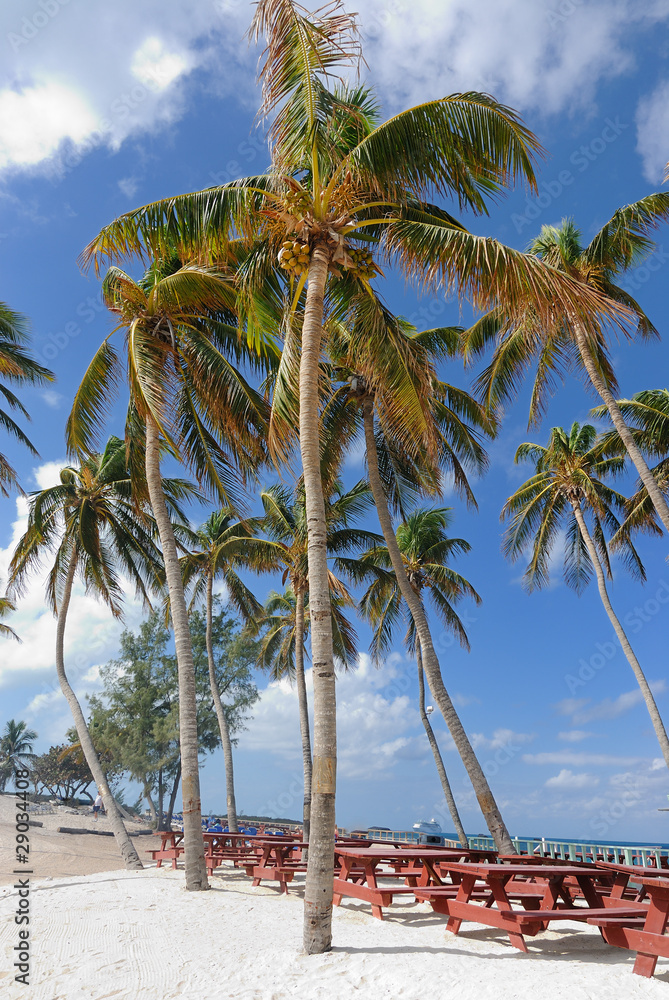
[2,857,669,999]
[0,794,152,887]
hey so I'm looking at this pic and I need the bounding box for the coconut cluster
[278,240,311,277]
[346,246,376,279]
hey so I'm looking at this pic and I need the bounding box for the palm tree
[592,389,669,538]
[502,421,669,769]
[0,719,38,792]
[348,507,481,848]
[0,302,53,494]
[250,480,380,846]
[0,597,20,641]
[7,436,185,868]
[67,255,269,890]
[77,0,620,952]
[464,207,669,534]
[322,308,513,851]
[180,508,267,834]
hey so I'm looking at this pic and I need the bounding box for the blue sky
[1,0,669,844]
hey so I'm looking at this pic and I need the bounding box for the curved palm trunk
[572,501,669,769]
[166,765,181,831]
[56,555,142,869]
[573,323,669,534]
[416,644,468,848]
[294,586,312,848]
[206,572,239,834]
[362,397,513,853]
[145,417,208,890]
[301,242,337,954]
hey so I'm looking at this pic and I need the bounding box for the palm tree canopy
[7,436,193,617]
[345,506,481,657]
[0,302,54,495]
[501,421,648,593]
[80,2,626,395]
[0,596,20,641]
[592,388,669,538]
[1,718,38,762]
[66,256,272,507]
[463,202,669,425]
[250,585,357,678]
[180,507,271,621]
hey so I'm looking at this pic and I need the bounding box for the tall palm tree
[347,507,481,848]
[0,719,38,792]
[6,437,183,867]
[592,389,669,539]
[77,0,621,952]
[250,480,380,846]
[502,421,669,769]
[464,208,669,534]
[67,255,269,890]
[323,308,513,852]
[180,508,267,834]
[0,302,53,494]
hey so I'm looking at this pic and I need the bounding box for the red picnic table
[240,838,307,893]
[584,863,669,978]
[147,830,184,869]
[332,847,492,920]
[413,861,643,952]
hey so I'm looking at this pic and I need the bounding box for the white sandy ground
[2,862,669,1000]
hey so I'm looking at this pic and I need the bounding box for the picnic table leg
[633,897,668,978]
[446,875,476,935]
[487,879,529,952]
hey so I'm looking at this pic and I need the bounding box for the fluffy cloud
[555,683,667,725]
[636,79,669,183]
[545,769,598,789]
[1,0,668,177]
[557,730,595,743]
[355,0,668,114]
[471,728,535,751]
[237,652,426,779]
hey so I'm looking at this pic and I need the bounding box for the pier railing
[466,835,666,867]
[362,828,667,865]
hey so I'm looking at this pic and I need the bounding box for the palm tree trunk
[300,241,337,955]
[571,501,669,768]
[166,764,181,831]
[56,553,142,869]
[143,781,157,827]
[362,397,513,854]
[573,323,669,534]
[294,586,312,848]
[145,416,208,890]
[157,769,164,831]
[416,644,468,848]
[206,572,239,834]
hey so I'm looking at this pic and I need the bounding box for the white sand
[1,862,668,999]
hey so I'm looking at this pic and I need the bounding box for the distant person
[93,792,103,821]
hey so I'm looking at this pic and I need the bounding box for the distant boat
[412,819,442,835]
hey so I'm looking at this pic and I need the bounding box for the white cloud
[131,37,190,90]
[471,728,535,751]
[355,0,668,115]
[1,0,668,177]
[636,79,669,183]
[118,177,139,199]
[545,769,598,789]
[40,389,64,409]
[523,751,645,767]
[238,652,425,778]
[557,730,595,743]
[0,81,97,170]
[556,683,667,725]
